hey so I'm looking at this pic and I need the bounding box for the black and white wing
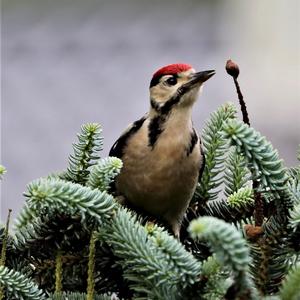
[199,139,206,181]
[109,114,147,159]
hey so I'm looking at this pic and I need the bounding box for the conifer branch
[0,209,12,266]
[195,102,237,202]
[24,178,116,223]
[280,265,300,300]
[147,223,201,286]
[0,210,12,300]
[87,157,123,191]
[14,205,37,230]
[198,255,229,300]
[48,292,119,300]
[224,147,251,197]
[227,187,254,209]
[199,195,254,224]
[223,119,294,293]
[64,123,103,184]
[0,165,6,180]
[0,266,46,300]
[287,167,300,205]
[13,213,90,257]
[223,119,288,197]
[290,203,300,227]
[189,216,250,273]
[87,232,97,300]
[102,208,199,299]
[189,216,258,299]
[55,252,63,293]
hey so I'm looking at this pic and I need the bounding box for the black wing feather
[109,115,147,159]
[199,139,205,180]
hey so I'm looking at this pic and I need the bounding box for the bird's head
[149,63,215,113]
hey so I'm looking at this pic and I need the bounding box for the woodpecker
[109,63,215,237]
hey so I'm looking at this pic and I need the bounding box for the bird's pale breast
[116,117,202,224]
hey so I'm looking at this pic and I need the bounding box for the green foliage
[280,265,300,300]
[55,252,63,293]
[102,208,200,299]
[64,123,103,184]
[221,119,298,294]
[0,165,6,180]
[287,167,300,205]
[0,266,45,300]
[188,216,257,299]
[87,157,123,191]
[227,187,254,209]
[195,102,237,202]
[13,212,90,257]
[224,147,251,197]
[24,178,115,224]
[290,203,300,227]
[223,119,288,197]
[147,223,201,286]
[87,232,97,300]
[199,188,254,224]
[200,256,230,300]
[1,104,299,300]
[189,216,250,273]
[48,292,118,300]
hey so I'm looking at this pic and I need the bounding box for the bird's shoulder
[109,114,148,158]
[199,138,205,179]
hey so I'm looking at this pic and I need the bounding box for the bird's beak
[192,70,216,83]
[182,70,215,91]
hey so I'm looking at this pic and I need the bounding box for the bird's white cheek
[199,85,204,94]
[181,86,201,106]
[151,86,177,104]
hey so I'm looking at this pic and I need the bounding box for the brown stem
[233,78,250,126]
[252,185,264,226]
[232,72,263,226]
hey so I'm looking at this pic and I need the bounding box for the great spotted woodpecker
[109,63,215,237]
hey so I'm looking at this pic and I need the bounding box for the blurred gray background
[1,0,300,222]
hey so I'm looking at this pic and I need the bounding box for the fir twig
[102,208,199,299]
[64,123,103,185]
[0,209,12,266]
[280,264,300,300]
[224,147,251,197]
[0,209,12,300]
[223,119,288,198]
[87,157,123,192]
[0,165,6,180]
[24,178,116,223]
[0,266,46,300]
[55,251,63,293]
[188,216,258,299]
[87,231,97,300]
[195,102,237,202]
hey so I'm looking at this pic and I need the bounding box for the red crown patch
[152,63,193,79]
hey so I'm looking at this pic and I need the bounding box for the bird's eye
[165,77,177,86]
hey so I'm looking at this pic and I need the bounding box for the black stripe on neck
[150,98,161,112]
[109,116,146,158]
[186,128,198,156]
[150,96,180,115]
[148,115,166,148]
[148,85,190,148]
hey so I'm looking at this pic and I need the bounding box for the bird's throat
[148,106,193,149]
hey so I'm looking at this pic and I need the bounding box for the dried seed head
[226,59,240,78]
[244,224,263,241]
